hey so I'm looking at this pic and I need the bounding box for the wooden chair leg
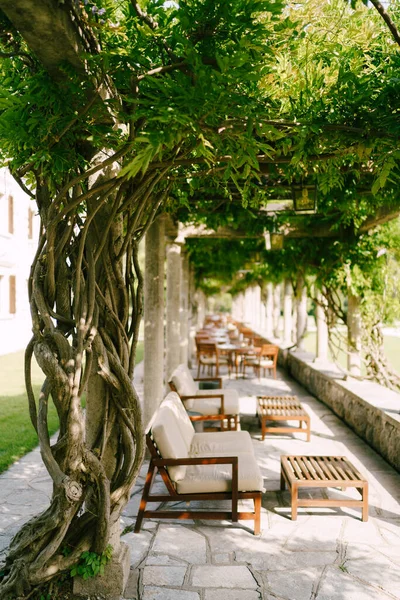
[254,493,261,535]
[231,461,238,522]
[134,461,156,533]
[291,483,298,520]
[362,482,369,522]
[306,417,311,442]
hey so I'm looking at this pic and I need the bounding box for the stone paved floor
[1,364,400,600]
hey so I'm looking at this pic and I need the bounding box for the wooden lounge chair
[134,392,264,534]
[169,363,240,430]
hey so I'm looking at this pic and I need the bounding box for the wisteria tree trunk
[0,155,166,598]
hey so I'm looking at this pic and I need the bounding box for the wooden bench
[134,392,264,535]
[280,455,369,521]
[257,396,311,441]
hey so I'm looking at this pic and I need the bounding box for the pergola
[1,1,400,597]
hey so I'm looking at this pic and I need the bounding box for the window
[9,275,16,314]
[8,195,14,234]
[28,207,34,239]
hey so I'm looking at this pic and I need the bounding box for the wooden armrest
[181,393,223,400]
[181,393,225,414]
[189,414,229,422]
[153,456,238,467]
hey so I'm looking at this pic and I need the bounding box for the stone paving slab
[265,566,323,600]
[1,363,400,600]
[190,565,258,588]
[141,589,199,600]
[204,591,261,600]
[315,565,396,600]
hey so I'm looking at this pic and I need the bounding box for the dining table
[217,342,261,377]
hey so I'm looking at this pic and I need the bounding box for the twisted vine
[0,160,164,598]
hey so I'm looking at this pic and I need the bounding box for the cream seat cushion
[190,430,254,456]
[259,359,274,368]
[175,454,264,494]
[189,388,240,415]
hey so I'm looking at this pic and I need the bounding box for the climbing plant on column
[0,0,290,596]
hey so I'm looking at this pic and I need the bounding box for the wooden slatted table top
[281,455,367,487]
[257,395,307,416]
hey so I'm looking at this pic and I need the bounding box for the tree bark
[0,162,158,597]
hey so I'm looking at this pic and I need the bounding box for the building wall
[0,168,39,355]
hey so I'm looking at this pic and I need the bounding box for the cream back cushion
[152,405,189,483]
[162,392,195,450]
[170,364,198,409]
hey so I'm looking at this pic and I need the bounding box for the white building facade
[0,168,39,355]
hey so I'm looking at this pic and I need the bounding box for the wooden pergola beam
[179,204,400,241]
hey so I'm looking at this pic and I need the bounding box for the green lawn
[0,351,60,473]
[303,332,400,374]
[0,341,144,474]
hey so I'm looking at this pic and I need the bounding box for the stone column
[232,293,242,323]
[273,283,281,339]
[197,289,207,329]
[283,278,293,345]
[243,287,252,325]
[231,295,238,321]
[347,292,362,376]
[166,239,182,382]
[265,282,274,338]
[315,289,329,361]
[237,292,245,323]
[296,274,307,350]
[180,251,190,365]
[250,286,258,330]
[143,215,165,428]
[251,287,256,326]
[188,266,197,366]
[260,287,267,334]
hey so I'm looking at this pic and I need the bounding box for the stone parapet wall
[280,349,400,473]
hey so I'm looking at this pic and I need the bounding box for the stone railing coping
[280,347,400,472]
[288,348,400,422]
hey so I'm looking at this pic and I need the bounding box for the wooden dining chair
[241,346,262,378]
[256,344,279,379]
[196,341,229,377]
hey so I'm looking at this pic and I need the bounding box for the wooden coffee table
[280,455,369,521]
[257,396,310,441]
